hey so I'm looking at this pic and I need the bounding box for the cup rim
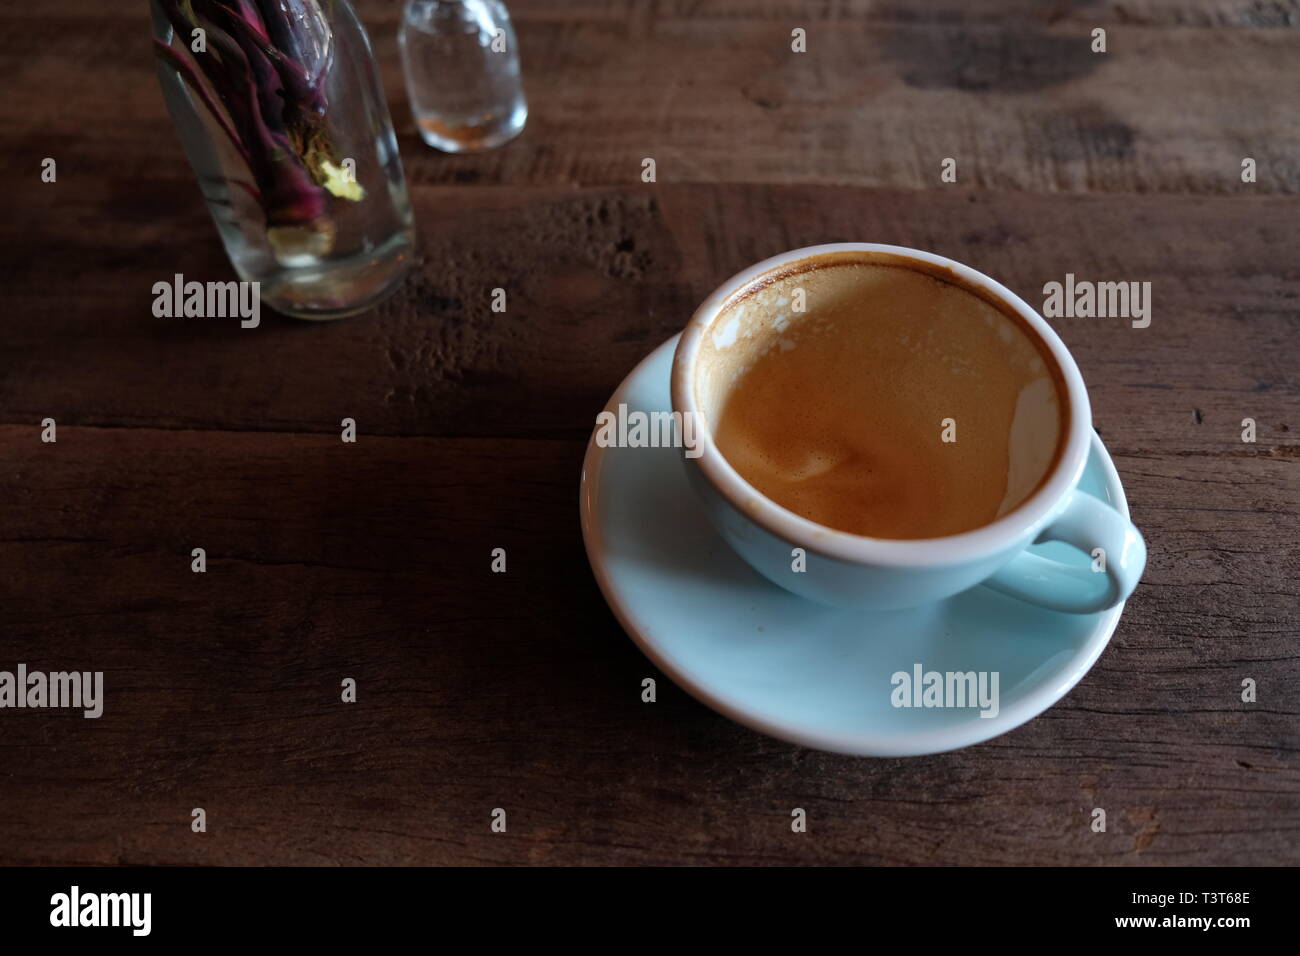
[670,242,1093,568]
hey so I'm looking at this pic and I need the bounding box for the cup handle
[983,490,1146,614]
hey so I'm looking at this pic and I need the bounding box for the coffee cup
[670,243,1145,613]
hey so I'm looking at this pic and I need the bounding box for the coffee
[699,251,1066,540]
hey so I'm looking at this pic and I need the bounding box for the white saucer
[580,336,1131,756]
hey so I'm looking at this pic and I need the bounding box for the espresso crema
[699,252,1067,539]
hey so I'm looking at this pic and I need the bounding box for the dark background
[0,0,1296,865]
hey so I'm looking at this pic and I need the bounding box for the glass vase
[151,0,415,320]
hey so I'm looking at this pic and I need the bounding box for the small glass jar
[151,0,415,319]
[399,0,528,152]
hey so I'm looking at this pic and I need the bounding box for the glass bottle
[151,0,415,320]
[399,0,528,152]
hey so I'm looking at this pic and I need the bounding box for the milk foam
[701,253,1065,539]
[998,376,1061,518]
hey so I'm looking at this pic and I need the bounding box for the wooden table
[1,0,1296,866]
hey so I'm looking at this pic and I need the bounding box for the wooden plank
[0,427,1294,864]
[3,183,1298,449]
[2,2,1297,192]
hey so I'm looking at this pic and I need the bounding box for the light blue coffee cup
[671,243,1146,613]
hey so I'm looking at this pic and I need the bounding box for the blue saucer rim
[580,336,1130,756]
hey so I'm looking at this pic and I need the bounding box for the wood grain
[3,1,1298,193]
[0,426,1295,865]
[4,182,1298,444]
[0,0,1296,865]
